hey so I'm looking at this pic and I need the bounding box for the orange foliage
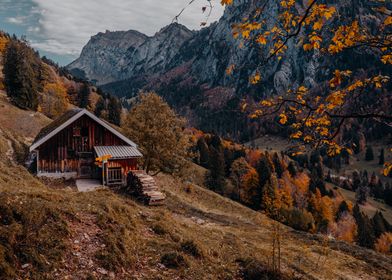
[328,212,357,243]
[375,233,392,254]
[241,168,259,206]
[246,149,263,167]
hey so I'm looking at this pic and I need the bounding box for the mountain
[68,0,392,141]
[68,23,194,85]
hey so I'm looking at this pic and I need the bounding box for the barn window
[81,127,89,137]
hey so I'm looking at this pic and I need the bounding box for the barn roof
[94,146,143,159]
[30,108,138,152]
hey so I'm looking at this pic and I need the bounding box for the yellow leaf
[303,43,313,51]
[256,35,267,45]
[250,72,261,84]
[313,21,323,31]
[221,0,233,5]
[290,131,302,139]
[384,16,392,26]
[279,113,288,125]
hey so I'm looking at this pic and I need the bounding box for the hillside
[0,92,391,279]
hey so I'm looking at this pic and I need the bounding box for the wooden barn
[29,108,143,186]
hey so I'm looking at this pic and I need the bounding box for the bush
[239,258,293,280]
[280,208,315,232]
[180,240,202,258]
[161,252,187,269]
[151,223,167,235]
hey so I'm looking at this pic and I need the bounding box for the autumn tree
[123,92,190,174]
[261,174,279,217]
[3,39,40,110]
[40,82,68,118]
[230,157,252,201]
[375,232,392,254]
[241,167,260,207]
[218,0,392,173]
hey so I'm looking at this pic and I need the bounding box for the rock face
[68,23,194,85]
[68,0,390,140]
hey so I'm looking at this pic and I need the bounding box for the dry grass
[0,99,391,279]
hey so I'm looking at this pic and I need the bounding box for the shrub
[239,258,293,280]
[375,232,392,254]
[180,240,202,258]
[160,252,187,269]
[280,208,315,232]
[151,223,167,235]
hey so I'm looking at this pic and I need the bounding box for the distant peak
[157,22,194,35]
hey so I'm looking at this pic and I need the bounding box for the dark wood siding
[37,115,131,174]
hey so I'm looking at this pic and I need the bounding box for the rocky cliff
[68,23,194,85]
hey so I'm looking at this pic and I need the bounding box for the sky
[0,0,224,65]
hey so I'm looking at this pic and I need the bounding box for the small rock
[97,267,108,275]
[74,240,80,244]
[157,263,166,269]
[21,263,30,269]
[109,272,115,278]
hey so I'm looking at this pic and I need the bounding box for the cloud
[29,0,224,58]
[6,16,26,25]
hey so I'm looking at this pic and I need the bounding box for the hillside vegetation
[0,96,391,279]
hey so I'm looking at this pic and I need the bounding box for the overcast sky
[0,0,224,65]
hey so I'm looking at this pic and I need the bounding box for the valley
[0,95,391,279]
[0,0,392,279]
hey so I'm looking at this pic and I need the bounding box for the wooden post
[36,150,39,174]
[102,161,106,185]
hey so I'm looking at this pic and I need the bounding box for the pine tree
[255,156,272,209]
[365,146,374,161]
[372,211,390,238]
[287,161,297,178]
[385,183,392,206]
[3,40,40,110]
[206,136,226,192]
[309,168,327,195]
[353,204,376,248]
[197,137,209,168]
[336,200,349,221]
[356,183,369,205]
[273,152,283,178]
[108,95,122,126]
[379,148,385,165]
[94,96,106,118]
[352,171,361,191]
[78,83,90,108]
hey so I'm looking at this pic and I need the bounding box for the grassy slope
[0,101,391,279]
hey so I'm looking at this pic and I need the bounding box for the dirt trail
[0,127,15,163]
[50,213,114,279]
